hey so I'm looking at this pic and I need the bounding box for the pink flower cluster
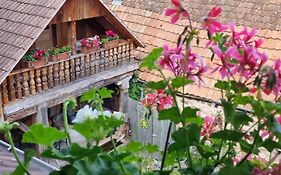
[211,25,267,80]
[165,0,189,24]
[33,48,45,59]
[252,162,281,175]
[105,30,118,38]
[159,44,208,85]
[200,115,222,139]
[141,90,173,111]
[80,36,100,48]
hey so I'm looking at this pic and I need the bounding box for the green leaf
[158,107,181,124]
[171,77,193,89]
[239,140,252,153]
[23,124,66,147]
[233,111,253,129]
[221,99,235,123]
[146,80,168,90]
[260,138,281,152]
[215,80,229,91]
[97,87,113,99]
[169,124,200,152]
[182,107,203,125]
[211,130,243,142]
[145,144,159,153]
[219,166,251,175]
[50,165,78,175]
[73,155,121,175]
[140,48,163,70]
[11,149,35,175]
[80,88,97,103]
[73,116,123,142]
[41,143,101,163]
[65,98,77,110]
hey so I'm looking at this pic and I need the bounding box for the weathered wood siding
[50,0,106,24]
[128,98,171,151]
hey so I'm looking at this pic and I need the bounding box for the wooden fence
[128,98,171,151]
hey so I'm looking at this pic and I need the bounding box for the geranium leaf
[171,77,193,88]
[80,88,97,103]
[140,48,163,70]
[211,130,243,142]
[97,87,113,99]
[158,107,181,124]
[146,80,168,90]
[22,124,66,147]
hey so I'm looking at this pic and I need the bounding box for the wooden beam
[5,107,37,122]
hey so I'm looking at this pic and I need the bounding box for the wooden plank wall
[128,98,171,153]
[50,0,106,24]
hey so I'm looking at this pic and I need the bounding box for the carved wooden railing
[1,42,135,105]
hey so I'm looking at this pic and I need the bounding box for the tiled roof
[0,140,57,174]
[0,0,66,84]
[105,0,281,101]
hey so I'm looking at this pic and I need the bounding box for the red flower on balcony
[33,49,45,59]
[105,30,118,38]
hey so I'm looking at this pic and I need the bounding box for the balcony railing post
[100,50,105,71]
[8,75,16,102]
[70,59,76,81]
[75,57,81,79]
[80,56,85,78]
[125,43,130,63]
[65,60,70,83]
[59,61,65,85]
[85,54,91,76]
[117,46,122,66]
[35,69,42,93]
[42,67,48,91]
[54,63,60,86]
[113,47,118,67]
[15,74,22,99]
[90,53,95,75]
[130,42,135,62]
[48,65,54,89]
[27,71,34,95]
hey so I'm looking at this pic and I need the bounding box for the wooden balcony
[1,42,135,106]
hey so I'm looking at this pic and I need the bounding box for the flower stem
[160,122,172,170]
[63,102,72,145]
[5,131,31,175]
[110,134,126,174]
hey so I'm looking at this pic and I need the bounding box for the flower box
[102,39,119,49]
[49,52,71,62]
[81,46,100,54]
[24,56,47,69]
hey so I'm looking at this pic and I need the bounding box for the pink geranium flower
[165,0,189,24]
[202,7,223,35]
[141,90,174,111]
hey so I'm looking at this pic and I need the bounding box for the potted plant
[48,45,71,62]
[101,30,119,49]
[80,36,100,54]
[22,49,47,69]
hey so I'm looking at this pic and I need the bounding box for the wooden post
[54,63,60,86]
[118,77,131,122]
[29,70,36,95]
[8,75,16,102]
[70,59,76,81]
[35,69,42,93]
[65,60,70,83]
[89,53,95,75]
[85,55,90,76]
[42,67,48,91]
[75,57,81,78]
[70,21,77,54]
[15,74,22,99]
[80,56,85,77]
[113,47,118,67]
[48,65,54,88]
[59,61,65,85]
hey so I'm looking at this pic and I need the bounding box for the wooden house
[0,0,144,139]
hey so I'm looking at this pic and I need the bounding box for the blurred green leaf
[23,124,66,147]
[11,149,35,175]
[97,87,113,99]
[171,77,193,89]
[140,48,163,70]
[146,80,168,90]
[80,88,97,103]
[211,130,243,142]
[233,111,253,129]
[158,107,181,124]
